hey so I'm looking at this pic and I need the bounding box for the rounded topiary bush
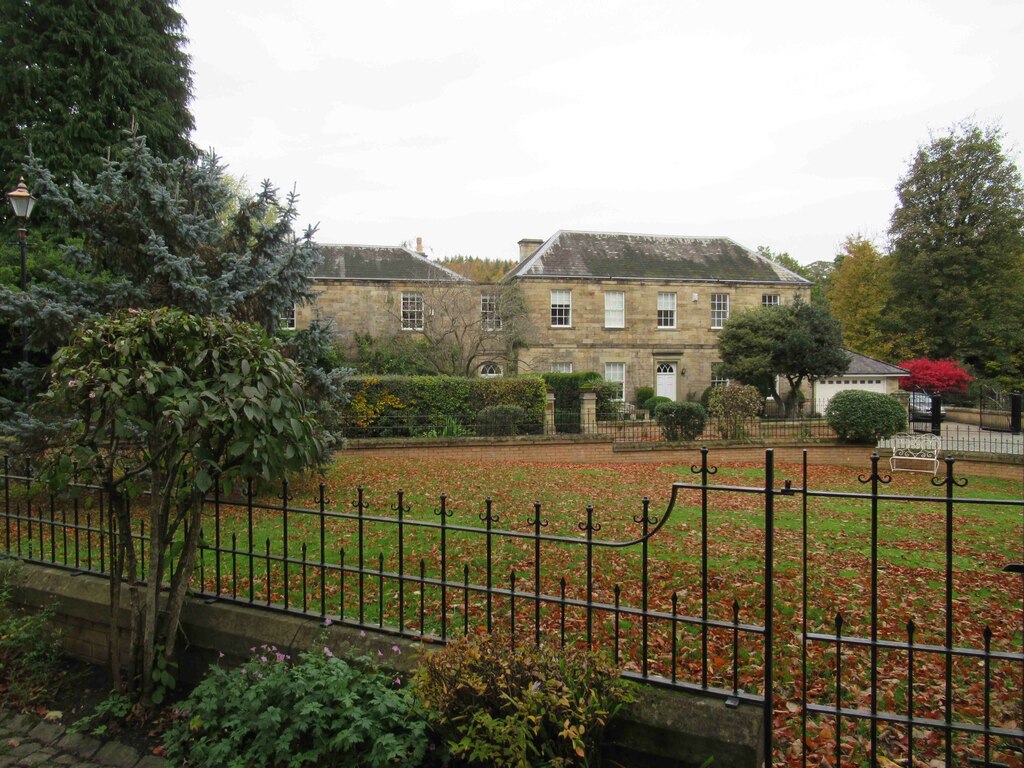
[825,390,907,442]
[654,401,706,441]
[634,386,655,408]
[643,395,671,415]
[476,404,527,436]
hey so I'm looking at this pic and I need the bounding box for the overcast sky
[178,0,1024,265]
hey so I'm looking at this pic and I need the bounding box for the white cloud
[179,0,1024,263]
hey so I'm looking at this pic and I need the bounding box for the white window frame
[604,362,625,402]
[479,362,503,378]
[401,291,424,331]
[657,292,676,329]
[481,294,501,331]
[604,290,625,328]
[711,363,730,387]
[550,362,573,373]
[279,303,296,330]
[711,293,730,329]
[550,289,572,327]
[762,294,781,307]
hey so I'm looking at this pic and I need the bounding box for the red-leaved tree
[898,358,973,394]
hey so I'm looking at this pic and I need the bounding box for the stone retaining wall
[7,563,764,768]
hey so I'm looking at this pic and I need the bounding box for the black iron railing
[2,450,1021,767]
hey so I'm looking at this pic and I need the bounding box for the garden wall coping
[8,561,763,768]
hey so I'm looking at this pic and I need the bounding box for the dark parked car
[908,393,947,422]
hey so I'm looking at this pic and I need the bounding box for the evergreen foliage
[0,135,322,417]
[653,401,706,442]
[0,0,195,191]
[342,374,546,436]
[718,301,850,416]
[39,308,321,703]
[826,390,907,442]
[887,121,1024,386]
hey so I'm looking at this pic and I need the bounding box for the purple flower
[359,630,366,638]
[324,617,333,626]
[275,652,288,662]
[323,646,334,658]
[391,644,401,655]
[377,649,384,657]
[394,677,401,686]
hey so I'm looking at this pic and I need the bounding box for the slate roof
[503,230,811,284]
[314,244,469,282]
[843,350,908,377]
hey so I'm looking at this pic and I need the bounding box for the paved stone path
[0,711,167,768]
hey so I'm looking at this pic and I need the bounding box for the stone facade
[297,232,813,394]
[514,276,808,402]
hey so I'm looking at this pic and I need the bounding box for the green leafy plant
[634,386,654,409]
[825,390,907,442]
[68,692,132,736]
[0,564,65,707]
[163,644,428,768]
[642,395,671,415]
[654,401,706,442]
[414,633,634,767]
[707,384,763,441]
[38,308,322,703]
[476,404,527,436]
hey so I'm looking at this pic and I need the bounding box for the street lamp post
[6,177,36,368]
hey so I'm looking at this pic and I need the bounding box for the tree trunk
[140,469,169,704]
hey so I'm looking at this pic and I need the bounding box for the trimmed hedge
[476,405,528,436]
[643,395,671,415]
[542,372,618,432]
[634,386,655,409]
[825,390,907,442]
[342,375,546,437]
[654,401,707,442]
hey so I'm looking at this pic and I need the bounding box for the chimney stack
[415,236,424,254]
[518,238,543,262]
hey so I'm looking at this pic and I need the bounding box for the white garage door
[814,378,887,412]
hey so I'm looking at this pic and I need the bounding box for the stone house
[297,230,812,401]
[502,230,811,403]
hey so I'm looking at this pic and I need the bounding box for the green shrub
[414,633,633,767]
[476,404,527,436]
[634,386,655,408]
[342,375,545,436]
[654,401,706,441]
[707,384,763,441]
[643,395,671,414]
[542,372,602,433]
[163,644,427,768]
[0,564,65,707]
[700,385,717,409]
[826,390,907,442]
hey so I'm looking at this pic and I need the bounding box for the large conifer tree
[0,0,195,188]
[887,121,1024,385]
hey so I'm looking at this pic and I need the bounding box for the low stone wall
[7,563,764,768]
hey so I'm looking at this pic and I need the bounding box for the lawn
[3,450,1022,766]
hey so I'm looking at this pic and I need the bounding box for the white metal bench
[888,432,940,475]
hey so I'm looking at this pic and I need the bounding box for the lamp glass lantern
[7,177,36,221]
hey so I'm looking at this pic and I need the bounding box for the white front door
[656,362,676,400]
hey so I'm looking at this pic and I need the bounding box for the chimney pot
[416,236,424,254]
